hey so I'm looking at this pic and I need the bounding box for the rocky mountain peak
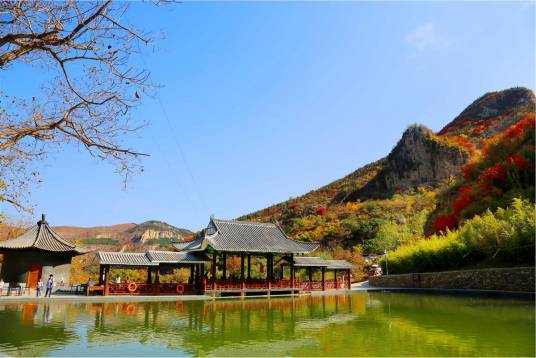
[439,87,535,137]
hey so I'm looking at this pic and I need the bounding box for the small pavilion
[0,214,86,290]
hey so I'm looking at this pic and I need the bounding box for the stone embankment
[369,267,535,292]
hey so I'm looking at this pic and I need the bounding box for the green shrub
[385,198,535,274]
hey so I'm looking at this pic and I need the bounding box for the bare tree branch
[0,0,164,211]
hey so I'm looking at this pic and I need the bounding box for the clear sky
[1,1,535,231]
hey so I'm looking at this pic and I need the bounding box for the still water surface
[0,292,533,357]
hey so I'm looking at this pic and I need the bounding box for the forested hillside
[239,87,535,272]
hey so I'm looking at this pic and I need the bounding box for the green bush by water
[385,198,535,274]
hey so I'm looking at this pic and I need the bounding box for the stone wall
[369,267,535,292]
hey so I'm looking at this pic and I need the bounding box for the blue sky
[2,1,535,231]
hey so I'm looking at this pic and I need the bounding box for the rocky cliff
[345,125,469,200]
[125,220,192,243]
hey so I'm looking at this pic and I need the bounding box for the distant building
[0,214,86,289]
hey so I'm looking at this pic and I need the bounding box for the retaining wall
[368,267,535,292]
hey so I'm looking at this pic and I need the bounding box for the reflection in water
[0,293,533,357]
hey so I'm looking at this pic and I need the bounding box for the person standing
[45,274,54,297]
[36,279,43,297]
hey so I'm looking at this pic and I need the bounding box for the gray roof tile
[325,260,355,269]
[146,250,210,263]
[293,256,329,267]
[0,215,86,254]
[174,218,318,254]
[97,252,158,266]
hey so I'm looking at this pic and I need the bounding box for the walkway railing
[106,282,197,295]
[104,278,351,295]
[207,279,301,291]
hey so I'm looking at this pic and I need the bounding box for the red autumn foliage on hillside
[316,206,327,216]
[453,197,472,214]
[434,214,458,233]
[432,113,534,234]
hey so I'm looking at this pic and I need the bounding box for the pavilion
[0,214,86,291]
[95,217,354,296]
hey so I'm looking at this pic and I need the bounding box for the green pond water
[0,292,533,357]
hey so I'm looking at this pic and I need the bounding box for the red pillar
[321,266,325,291]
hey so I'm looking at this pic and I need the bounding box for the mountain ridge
[239,87,535,250]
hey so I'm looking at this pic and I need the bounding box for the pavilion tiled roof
[325,260,355,269]
[174,218,319,254]
[96,250,211,266]
[146,250,210,264]
[0,214,86,254]
[97,252,158,267]
[293,256,330,267]
[172,236,205,251]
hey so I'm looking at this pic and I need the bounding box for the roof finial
[40,213,46,224]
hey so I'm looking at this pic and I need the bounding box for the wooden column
[308,267,312,282]
[98,265,104,285]
[103,265,109,296]
[267,254,272,291]
[190,266,195,284]
[240,253,245,289]
[334,269,338,289]
[347,269,351,289]
[154,267,160,295]
[201,263,205,292]
[147,267,152,284]
[212,252,217,290]
[247,254,251,280]
[222,252,227,281]
[321,266,325,291]
[290,254,295,289]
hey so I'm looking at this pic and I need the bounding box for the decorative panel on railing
[158,283,196,295]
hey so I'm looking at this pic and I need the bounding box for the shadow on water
[0,292,533,356]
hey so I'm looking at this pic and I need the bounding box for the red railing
[158,283,196,295]
[325,280,337,290]
[206,279,300,291]
[107,282,154,295]
[106,282,198,295]
[301,281,323,291]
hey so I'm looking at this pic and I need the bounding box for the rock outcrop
[346,125,469,200]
